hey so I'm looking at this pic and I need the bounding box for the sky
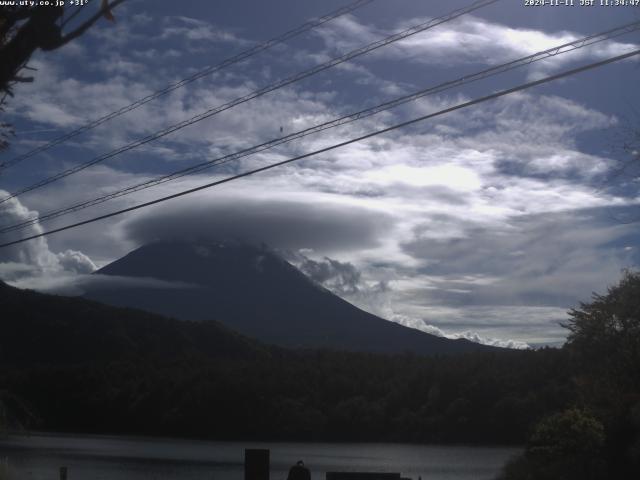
[1,0,640,348]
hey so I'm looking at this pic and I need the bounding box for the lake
[0,433,520,480]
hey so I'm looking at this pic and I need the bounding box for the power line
[0,0,501,204]
[3,19,639,236]
[0,0,374,171]
[2,48,638,250]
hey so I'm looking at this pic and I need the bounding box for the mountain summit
[85,241,497,355]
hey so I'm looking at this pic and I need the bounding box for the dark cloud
[123,196,394,253]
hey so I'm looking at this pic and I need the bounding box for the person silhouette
[287,460,311,480]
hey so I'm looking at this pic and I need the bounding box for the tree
[0,0,125,150]
[499,408,606,480]
[565,270,640,402]
[498,271,640,479]
[528,408,605,459]
[564,270,640,476]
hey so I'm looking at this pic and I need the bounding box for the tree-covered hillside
[0,280,572,444]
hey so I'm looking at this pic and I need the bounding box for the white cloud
[448,331,530,350]
[10,273,197,296]
[0,191,96,283]
[390,317,531,350]
[160,16,250,46]
[365,164,483,190]
[0,191,60,280]
[315,14,639,78]
[57,249,97,274]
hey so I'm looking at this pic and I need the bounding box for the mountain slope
[0,280,269,366]
[85,241,497,355]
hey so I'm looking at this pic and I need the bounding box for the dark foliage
[498,408,607,480]
[0,281,573,444]
[0,2,125,96]
[499,270,640,479]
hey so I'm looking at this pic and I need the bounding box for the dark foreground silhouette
[287,461,311,480]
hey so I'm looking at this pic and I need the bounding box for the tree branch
[49,0,127,50]
[60,6,84,29]
[0,6,32,38]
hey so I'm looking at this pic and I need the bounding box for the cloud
[402,208,636,307]
[57,249,97,274]
[160,16,251,46]
[122,192,395,253]
[291,252,532,349]
[374,206,638,345]
[10,273,198,296]
[447,330,530,350]
[296,254,363,295]
[0,191,60,280]
[315,14,639,77]
[0,191,96,283]
[389,315,531,350]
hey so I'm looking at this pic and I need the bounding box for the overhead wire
[0,0,374,171]
[0,0,501,204]
[1,19,639,235]
[1,47,638,249]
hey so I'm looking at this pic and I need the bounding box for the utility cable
[0,0,374,170]
[2,19,638,235]
[1,47,637,249]
[0,0,501,203]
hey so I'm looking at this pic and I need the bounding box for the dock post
[245,448,269,480]
[59,466,67,480]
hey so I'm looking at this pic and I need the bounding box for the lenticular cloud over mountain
[121,193,395,253]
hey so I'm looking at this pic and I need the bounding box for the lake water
[0,433,519,480]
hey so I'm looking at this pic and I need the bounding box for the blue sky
[1,0,640,348]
